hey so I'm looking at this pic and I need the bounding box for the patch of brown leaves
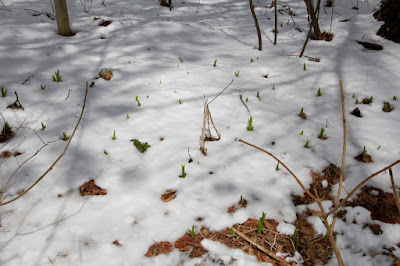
[79,180,107,196]
[145,241,173,257]
[174,229,209,258]
[346,186,400,224]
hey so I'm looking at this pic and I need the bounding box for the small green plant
[300,130,303,135]
[247,116,254,131]
[250,58,254,63]
[135,96,139,102]
[393,96,398,101]
[276,162,280,171]
[52,69,63,82]
[104,150,108,155]
[318,127,326,139]
[355,98,359,104]
[377,146,381,150]
[112,130,116,140]
[245,97,249,102]
[213,59,217,67]
[229,227,234,235]
[40,122,46,131]
[257,91,260,100]
[257,56,259,60]
[257,212,266,234]
[317,88,322,96]
[188,225,195,239]
[272,84,275,90]
[304,139,310,148]
[352,94,355,98]
[179,56,184,62]
[303,63,306,71]
[180,164,186,177]
[160,80,162,84]
[1,86,7,97]
[234,137,238,141]
[40,85,46,90]
[362,146,367,158]
[292,229,298,243]
[61,132,69,141]
[179,99,182,104]
[127,113,130,119]
[137,101,141,106]
[131,139,151,153]
[235,71,239,77]
[128,61,131,64]
[147,95,149,98]
[384,104,390,112]
[239,195,246,205]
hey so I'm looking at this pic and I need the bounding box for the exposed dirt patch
[0,150,23,158]
[0,123,15,143]
[362,97,373,104]
[293,213,333,265]
[355,152,373,163]
[363,223,382,235]
[113,240,122,246]
[292,165,339,206]
[227,198,248,213]
[346,186,400,224]
[145,241,173,257]
[174,229,208,258]
[374,0,400,43]
[99,20,112,27]
[79,180,107,196]
[351,107,362,117]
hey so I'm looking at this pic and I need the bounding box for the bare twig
[209,79,234,105]
[231,228,283,263]
[0,82,89,206]
[389,168,400,215]
[22,75,34,85]
[249,0,262,51]
[238,139,317,201]
[65,89,71,100]
[299,21,312,57]
[239,95,250,113]
[274,0,278,45]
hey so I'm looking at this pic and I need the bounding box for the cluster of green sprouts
[98,69,112,78]
[317,88,322,96]
[393,96,398,101]
[188,225,195,239]
[1,86,7,97]
[235,71,239,77]
[318,127,326,139]
[52,69,62,82]
[179,56,184,63]
[41,85,46,90]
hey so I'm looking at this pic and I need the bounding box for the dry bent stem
[389,168,400,214]
[0,82,88,206]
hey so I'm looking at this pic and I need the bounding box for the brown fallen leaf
[161,190,177,202]
[79,179,107,196]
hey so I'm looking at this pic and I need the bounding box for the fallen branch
[231,228,283,263]
[22,74,34,85]
[239,95,250,113]
[0,81,88,206]
[389,168,400,215]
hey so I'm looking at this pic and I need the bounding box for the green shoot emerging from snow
[135,96,139,102]
[245,97,249,102]
[377,146,381,150]
[317,88,322,96]
[318,127,326,139]
[127,113,130,119]
[213,59,217,67]
[40,85,46,90]
[180,164,186,177]
[352,94,355,98]
[112,130,116,140]
[179,99,182,104]
[303,63,306,71]
[179,56,184,62]
[355,98,359,104]
[1,86,7,97]
[40,122,46,131]
[137,101,141,106]
[188,225,195,239]
[257,91,260,100]
[61,132,69,141]
[393,96,398,101]
[104,150,108,155]
[272,84,275,90]
[250,58,254,63]
[235,71,239,77]
[257,212,266,234]
[52,69,62,82]
[247,116,254,131]
[276,162,280,171]
[229,227,234,235]
[362,146,367,158]
[239,195,246,205]
[304,139,310,148]
[300,130,303,135]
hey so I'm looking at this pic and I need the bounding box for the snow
[0,0,400,265]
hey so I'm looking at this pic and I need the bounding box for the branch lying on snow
[0,82,88,206]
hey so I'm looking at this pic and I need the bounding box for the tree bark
[249,0,262,51]
[54,0,73,36]
[304,0,321,38]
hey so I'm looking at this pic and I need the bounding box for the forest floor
[1,0,400,265]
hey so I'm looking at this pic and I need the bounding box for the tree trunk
[54,0,73,36]
[249,0,262,51]
[273,0,277,45]
[304,0,321,38]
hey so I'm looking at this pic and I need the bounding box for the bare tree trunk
[304,0,321,38]
[169,0,172,11]
[54,0,73,36]
[273,0,277,45]
[249,0,262,51]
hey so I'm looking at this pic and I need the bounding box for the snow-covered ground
[0,0,399,265]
